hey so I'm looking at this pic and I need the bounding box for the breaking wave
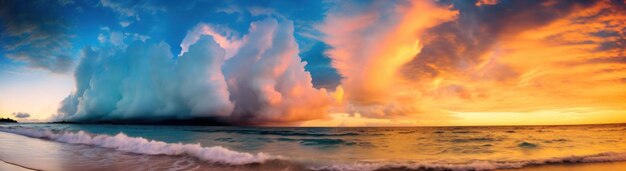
[0,126,274,165]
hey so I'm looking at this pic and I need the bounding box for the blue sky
[0,0,341,88]
[0,0,346,122]
[1,0,624,126]
[0,0,343,120]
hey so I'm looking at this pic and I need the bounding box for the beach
[0,160,33,171]
[1,123,626,171]
[499,161,626,171]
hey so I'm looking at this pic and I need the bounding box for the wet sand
[0,160,34,171]
[4,153,626,171]
[0,131,191,171]
[499,161,626,171]
[0,131,304,171]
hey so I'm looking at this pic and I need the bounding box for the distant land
[0,118,17,123]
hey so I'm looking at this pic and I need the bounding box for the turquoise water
[1,123,626,170]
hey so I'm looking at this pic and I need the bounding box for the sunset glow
[3,1,626,171]
[0,0,624,126]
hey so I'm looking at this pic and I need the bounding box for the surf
[0,126,274,165]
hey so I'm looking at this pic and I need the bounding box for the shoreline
[4,156,626,171]
[0,159,40,171]
[2,124,626,171]
[499,161,626,171]
[9,121,626,128]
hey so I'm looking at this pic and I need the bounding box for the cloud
[0,0,74,73]
[222,19,332,124]
[38,0,626,125]
[318,0,626,124]
[119,21,132,27]
[179,24,241,58]
[56,37,229,122]
[401,0,597,80]
[176,36,234,117]
[319,0,458,118]
[475,0,498,6]
[97,28,151,48]
[99,0,165,22]
[11,112,30,118]
[56,18,333,124]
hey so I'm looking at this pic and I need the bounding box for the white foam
[0,126,274,165]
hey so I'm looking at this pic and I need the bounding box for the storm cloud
[55,18,332,124]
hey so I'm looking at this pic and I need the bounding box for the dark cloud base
[53,117,233,126]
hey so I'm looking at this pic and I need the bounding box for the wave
[2,126,626,171]
[517,141,538,148]
[276,137,361,146]
[450,137,498,143]
[313,152,626,171]
[0,126,275,165]
[451,130,482,134]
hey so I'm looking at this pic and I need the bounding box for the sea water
[1,123,626,170]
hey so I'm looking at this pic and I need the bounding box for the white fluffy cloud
[223,19,332,123]
[56,18,332,124]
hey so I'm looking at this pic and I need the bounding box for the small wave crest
[188,129,361,137]
[517,141,538,148]
[450,137,497,143]
[0,126,275,165]
[276,137,366,146]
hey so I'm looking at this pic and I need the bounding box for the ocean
[1,123,626,171]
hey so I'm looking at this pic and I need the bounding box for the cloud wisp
[319,0,458,119]
[0,0,74,73]
[11,112,30,118]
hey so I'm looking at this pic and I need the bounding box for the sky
[0,0,624,126]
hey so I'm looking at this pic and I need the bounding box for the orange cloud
[475,0,498,6]
[316,0,626,126]
[320,1,458,118]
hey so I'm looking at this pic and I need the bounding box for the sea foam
[0,126,274,165]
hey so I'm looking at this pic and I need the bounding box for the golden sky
[305,0,626,126]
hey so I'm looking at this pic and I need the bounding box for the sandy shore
[499,161,626,171]
[4,159,626,171]
[0,160,37,171]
